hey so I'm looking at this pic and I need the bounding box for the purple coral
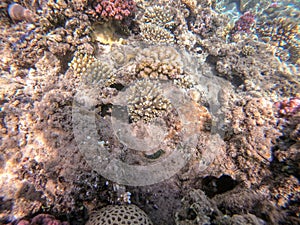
[92,0,136,20]
[232,11,255,35]
[17,214,69,225]
[275,96,300,117]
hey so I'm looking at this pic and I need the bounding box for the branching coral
[256,18,299,47]
[83,59,116,87]
[231,11,256,37]
[127,80,171,123]
[87,0,136,20]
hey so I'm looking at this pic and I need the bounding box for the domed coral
[86,204,153,225]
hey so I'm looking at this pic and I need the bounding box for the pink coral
[92,0,135,20]
[275,96,300,117]
[232,11,255,35]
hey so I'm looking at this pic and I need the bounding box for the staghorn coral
[140,5,176,29]
[127,80,171,123]
[86,204,153,225]
[241,44,255,56]
[137,3,179,44]
[87,0,136,21]
[135,59,182,80]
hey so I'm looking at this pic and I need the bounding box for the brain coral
[86,204,153,225]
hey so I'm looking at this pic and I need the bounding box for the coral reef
[0,0,299,224]
[87,204,153,225]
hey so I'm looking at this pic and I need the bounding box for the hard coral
[127,80,171,123]
[275,96,300,117]
[257,18,299,47]
[231,11,255,36]
[91,0,135,20]
[87,204,153,225]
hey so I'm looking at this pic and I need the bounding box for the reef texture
[0,0,299,225]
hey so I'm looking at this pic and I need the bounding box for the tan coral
[127,80,171,123]
[140,23,175,43]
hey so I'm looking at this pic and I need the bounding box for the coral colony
[0,0,299,225]
[89,0,136,20]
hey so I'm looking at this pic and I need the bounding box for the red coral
[275,96,300,117]
[232,11,255,35]
[91,0,135,20]
[17,214,69,225]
